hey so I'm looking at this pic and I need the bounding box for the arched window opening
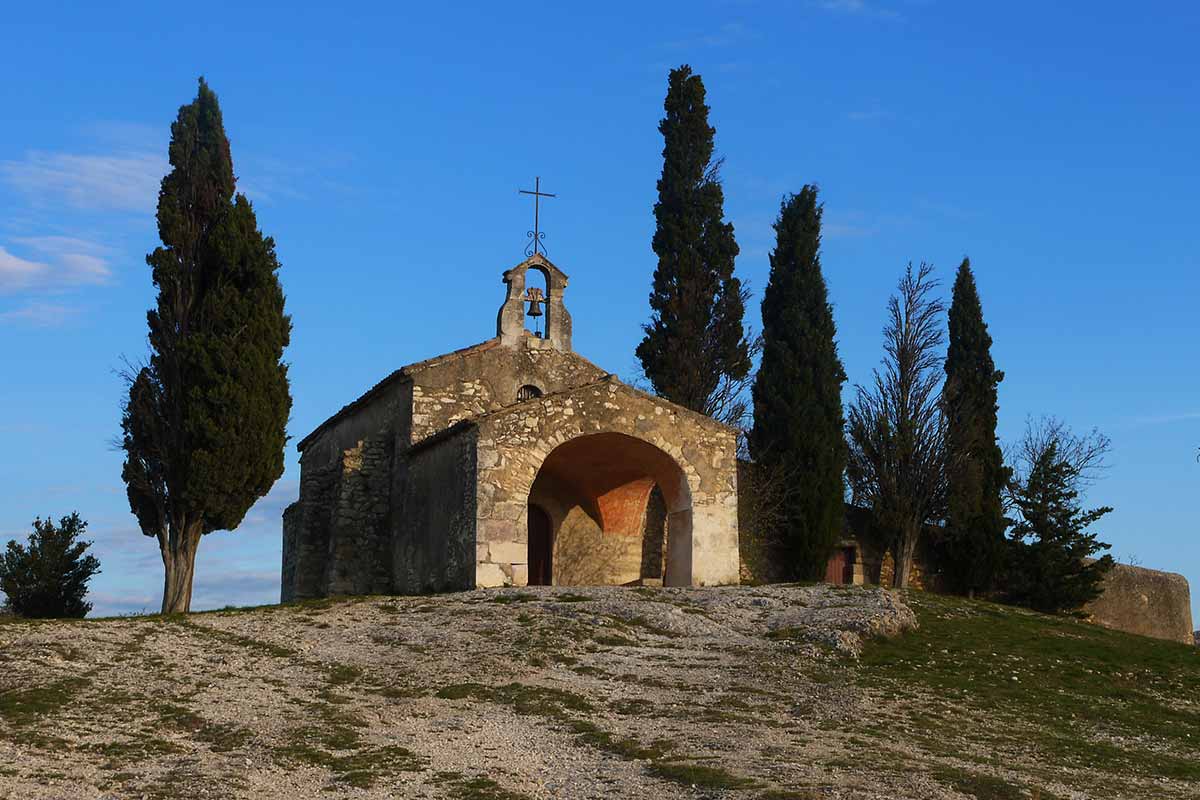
[523,267,549,338]
[517,384,543,402]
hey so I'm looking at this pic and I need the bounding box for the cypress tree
[637,65,750,415]
[121,78,291,613]
[749,188,847,579]
[941,258,1009,596]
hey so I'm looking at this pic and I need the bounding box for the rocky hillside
[1,585,1196,799]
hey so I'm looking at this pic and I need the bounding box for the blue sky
[1,1,1196,621]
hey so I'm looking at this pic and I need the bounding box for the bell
[525,287,545,318]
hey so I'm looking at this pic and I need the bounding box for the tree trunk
[160,521,202,613]
[892,521,920,589]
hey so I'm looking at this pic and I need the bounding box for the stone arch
[526,432,693,587]
[516,384,543,402]
[496,253,573,350]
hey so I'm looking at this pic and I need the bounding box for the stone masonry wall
[326,436,394,596]
[407,341,606,444]
[396,427,478,593]
[281,460,339,601]
[472,378,740,589]
[1084,563,1194,645]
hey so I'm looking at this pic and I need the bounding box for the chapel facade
[281,253,741,600]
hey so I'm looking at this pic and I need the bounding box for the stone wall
[1084,563,1194,645]
[395,427,478,594]
[406,340,606,444]
[281,460,338,601]
[326,436,394,596]
[553,506,643,586]
[281,437,395,601]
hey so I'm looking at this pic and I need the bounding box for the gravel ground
[0,584,996,799]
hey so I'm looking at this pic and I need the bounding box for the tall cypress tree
[749,188,847,579]
[941,258,1008,596]
[121,78,291,613]
[637,65,750,416]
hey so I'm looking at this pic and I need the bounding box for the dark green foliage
[1006,441,1114,613]
[749,188,847,579]
[637,65,750,417]
[938,258,1010,595]
[0,513,100,618]
[120,78,291,613]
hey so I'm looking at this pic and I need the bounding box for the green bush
[0,512,101,618]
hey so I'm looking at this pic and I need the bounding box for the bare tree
[847,263,948,588]
[1011,415,1111,493]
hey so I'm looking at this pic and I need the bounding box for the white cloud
[0,237,113,294]
[1,150,165,213]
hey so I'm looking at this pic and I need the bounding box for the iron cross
[519,176,556,256]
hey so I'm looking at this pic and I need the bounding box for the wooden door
[824,548,847,584]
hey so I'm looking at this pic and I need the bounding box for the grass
[858,591,1200,796]
[646,761,760,789]
[553,593,594,603]
[435,681,594,716]
[0,676,90,727]
[931,766,1038,800]
[430,771,533,800]
[488,593,537,604]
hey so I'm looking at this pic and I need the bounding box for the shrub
[0,512,101,618]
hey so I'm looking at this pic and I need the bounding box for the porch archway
[527,432,693,586]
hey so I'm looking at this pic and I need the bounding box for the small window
[517,384,543,402]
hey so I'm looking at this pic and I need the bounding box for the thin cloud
[1,149,165,213]
[847,108,893,122]
[1131,411,1200,426]
[191,568,281,611]
[0,301,79,327]
[824,210,883,238]
[0,237,113,294]
[12,236,113,285]
[815,0,902,19]
[0,246,47,292]
[665,21,758,50]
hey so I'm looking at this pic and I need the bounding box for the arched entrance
[526,432,693,586]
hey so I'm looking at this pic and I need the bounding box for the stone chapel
[281,253,741,601]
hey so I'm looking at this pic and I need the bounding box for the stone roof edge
[406,418,479,456]
[296,338,501,452]
[464,374,740,437]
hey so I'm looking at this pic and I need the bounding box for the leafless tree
[1008,415,1111,501]
[846,262,948,588]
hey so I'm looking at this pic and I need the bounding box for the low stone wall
[1083,563,1193,645]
